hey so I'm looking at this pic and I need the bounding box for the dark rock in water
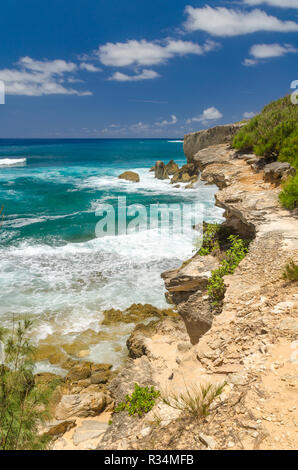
[101,303,177,325]
[263,162,295,186]
[66,362,92,382]
[171,163,198,184]
[149,166,155,172]
[154,161,169,180]
[165,160,179,175]
[90,370,112,384]
[118,171,140,182]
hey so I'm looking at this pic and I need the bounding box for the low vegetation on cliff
[233,95,298,209]
[162,382,226,418]
[207,235,248,307]
[283,260,298,282]
[115,384,160,417]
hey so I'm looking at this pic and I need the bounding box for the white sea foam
[0,159,224,367]
[3,211,87,228]
[0,157,26,166]
[78,167,203,197]
[168,140,183,143]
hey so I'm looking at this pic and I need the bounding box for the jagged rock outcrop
[171,163,198,184]
[165,160,179,175]
[55,392,106,420]
[154,161,169,180]
[118,171,140,182]
[183,124,243,162]
[161,253,219,344]
[263,161,295,186]
[162,254,219,303]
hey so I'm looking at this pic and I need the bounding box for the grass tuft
[162,382,226,418]
[283,260,298,282]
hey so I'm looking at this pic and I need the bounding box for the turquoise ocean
[0,139,223,372]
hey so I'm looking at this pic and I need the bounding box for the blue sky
[0,0,297,138]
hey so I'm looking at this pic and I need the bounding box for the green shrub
[115,384,160,417]
[196,223,220,256]
[278,132,298,168]
[207,235,248,306]
[233,95,298,210]
[0,319,60,450]
[279,174,298,210]
[233,96,298,163]
[283,260,298,282]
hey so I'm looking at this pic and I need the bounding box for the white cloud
[0,56,91,96]
[184,5,298,36]
[109,69,159,81]
[97,38,219,67]
[80,62,101,72]
[129,121,150,132]
[155,115,178,127]
[244,0,298,8]
[186,107,223,124]
[243,111,257,118]
[243,58,258,66]
[19,56,77,74]
[244,43,297,65]
[250,43,297,58]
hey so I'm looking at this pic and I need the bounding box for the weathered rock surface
[263,161,295,186]
[161,254,219,343]
[42,419,76,440]
[165,160,179,175]
[162,254,219,300]
[118,171,140,182]
[101,303,177,325]
[183,124,243,162]
[171,163,198,184]
[154,161,169,180]
[55,392,106,420]
[73,420,108,446]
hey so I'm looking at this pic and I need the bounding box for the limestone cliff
[183,123,243,163]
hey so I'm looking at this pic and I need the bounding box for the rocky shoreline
[44,125,298,450]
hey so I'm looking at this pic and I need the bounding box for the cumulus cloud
[184,5,298,36]
[97,38,219,67]
[80,62,102,72]
[244,0,298,8]
[186,107,223,124]
[155,115,178,127]
[250,43,297,58]
[244,43,297,65]
[109,69,159,81]
[0,56,91,96]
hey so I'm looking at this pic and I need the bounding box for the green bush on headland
[233,95,298,209]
